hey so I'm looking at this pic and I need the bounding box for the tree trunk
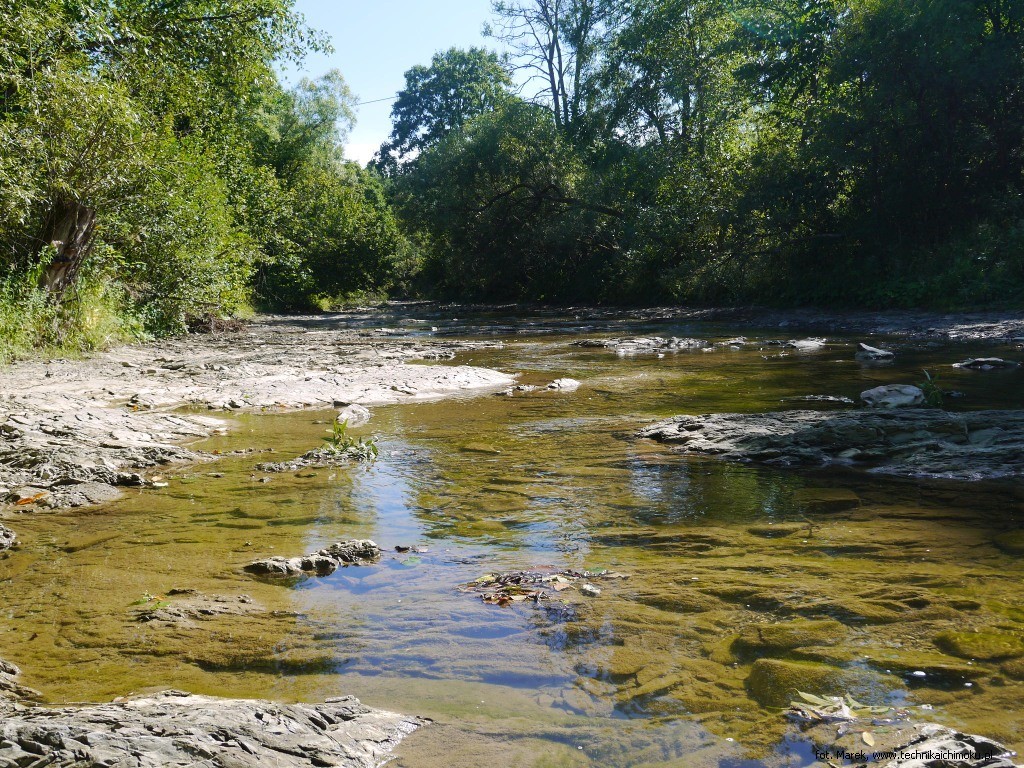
[39,198,97,300]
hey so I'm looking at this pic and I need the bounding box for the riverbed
[1,308,1023,768]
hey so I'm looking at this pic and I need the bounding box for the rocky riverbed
[0,314,514,512]
[0,689,424,768]
[639,409,1024,481]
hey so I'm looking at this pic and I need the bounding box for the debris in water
[458,567,628,607]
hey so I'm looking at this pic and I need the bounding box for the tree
[376,47,512,170]
[487,0,611,136]
[0,0,323,303]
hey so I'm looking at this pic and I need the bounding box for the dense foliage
[3,0,1022,360]
[0,0,404,359]
[387,0,1024,306]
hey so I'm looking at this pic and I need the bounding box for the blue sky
[284,0,499,164]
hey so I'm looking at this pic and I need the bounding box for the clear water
[1,310,1022,768]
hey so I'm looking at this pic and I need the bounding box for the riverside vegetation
[2,0,1024,363]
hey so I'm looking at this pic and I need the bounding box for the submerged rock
[0,690,423,768]
[639,409,1024,480]
[934,630,1024,661]
[245,540,381,577]
[747,658,901,708]
[955,357,1020,370]
[574,337,709,354]
[861,384,925,408]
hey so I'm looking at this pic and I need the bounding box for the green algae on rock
[935,630,1024,661]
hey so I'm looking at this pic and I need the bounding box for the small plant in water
[918,369,944,408]
[323,419,378,461]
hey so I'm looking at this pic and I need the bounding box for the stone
[736,619,847,654]
[0,523,15,551]
[954,357,1020,370]
[547,378,581,391]
[746,522,808,538]
[993,530,1024,555]
[0,690,423,767]
[573,337,708,355]
[934,630,1024,661]
[245,540,381,577]
[336,403,372,427]
[856,342,896,361]
[746,658,901,708]
[785,338,827,351]
[861,384,925,408]
[792,488,861,512]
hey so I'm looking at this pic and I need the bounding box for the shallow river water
[2,310,1023,767]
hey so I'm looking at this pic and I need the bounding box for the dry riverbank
[0,314,514,511]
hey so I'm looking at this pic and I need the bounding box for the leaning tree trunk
[39,198,97,300]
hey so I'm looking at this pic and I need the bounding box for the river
[2,308,1022,767]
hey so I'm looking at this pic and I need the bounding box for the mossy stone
[746,523,808,538]
[746,658,901,708]
[934,630,1024,660]
[993,530,1024,555]
[792,488,861,512]
[1000,658,1024,680]
[736,619,847,654]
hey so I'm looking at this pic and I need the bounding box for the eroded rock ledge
[245,540,382,577]
[640,409,1024,481]
[0,690,425,768]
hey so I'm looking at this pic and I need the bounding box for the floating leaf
[862,731,875,747]
[797,691,833,707]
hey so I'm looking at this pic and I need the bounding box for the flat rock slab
[0,690,424,768]
[0,314,514,512]
[640,409,1024,481]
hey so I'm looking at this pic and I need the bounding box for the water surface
[2,310,1023,767]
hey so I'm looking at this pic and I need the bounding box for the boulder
[861,384,925,408]
[0,690,423,768]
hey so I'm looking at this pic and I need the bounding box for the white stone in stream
[336,403,372,426]
[861,384,925,408]
[786,338,827,351]
[856,342,895,360]
[547,378,581,391]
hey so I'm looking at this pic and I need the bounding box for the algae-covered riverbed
[1,311,1023,767]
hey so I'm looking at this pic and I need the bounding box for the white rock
[856,342,895,360]
[547,378,581,392]
[336,404,372,426]
[860,384,925,408]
